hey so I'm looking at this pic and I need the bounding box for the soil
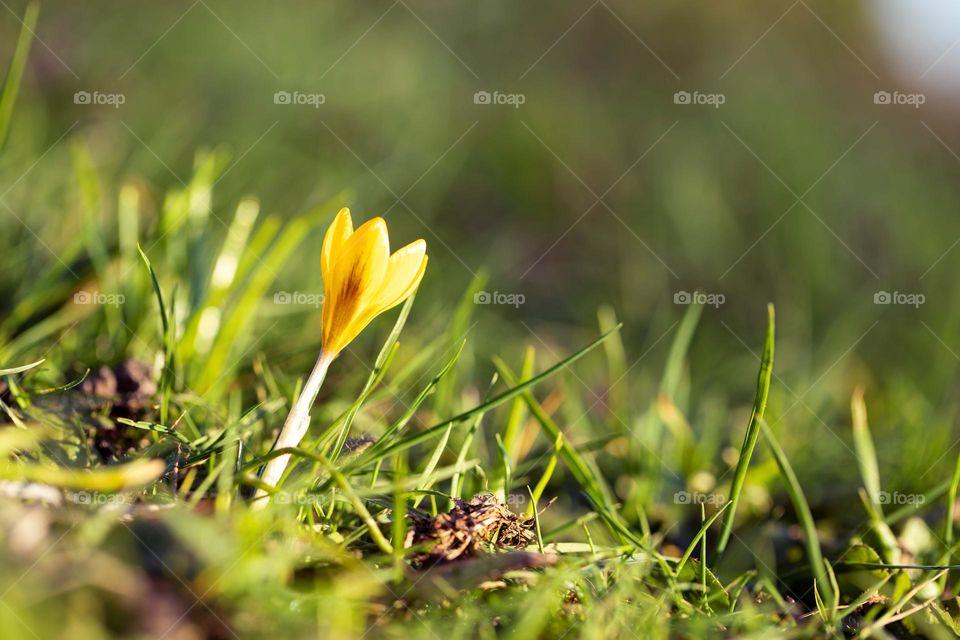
[405,494,536,567]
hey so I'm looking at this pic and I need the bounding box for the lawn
[2,2,960,638]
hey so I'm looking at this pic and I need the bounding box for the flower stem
[255,350,335,506]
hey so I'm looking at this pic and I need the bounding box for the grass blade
[0,359,44,375]
[762,422,833,606]
[676,501,731,575]
[449,372,494,501]
[527,433,562,516]
[330,292,418,460]
[662,302,703,396]
[527,485,544,553]
[0,458,164,491]
[636,302,702,504]
[195,213,314,393]
[179,197,261,360]
[851,386,882,508]
[0,0,38,150]
[355,325,621,466]
[716,303,774,554]
[501,345,534,463]
[598,305,627,417]
[494,358,615,511]
[392,450,408,583]
[138,244,174,424]
[945,450,960,547]
[431,269,487,415]
[312,453,393,555]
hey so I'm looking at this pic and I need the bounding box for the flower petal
[371,240,427,313]
[321,208,353,285]
[321,217,390,352]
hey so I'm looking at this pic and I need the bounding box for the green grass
[5,3,960,639]
[3,162,960,639]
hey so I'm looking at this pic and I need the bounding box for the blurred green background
[3,0,960,535]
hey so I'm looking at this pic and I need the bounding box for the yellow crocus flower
[256,208,427,504]
[321,208,428,355]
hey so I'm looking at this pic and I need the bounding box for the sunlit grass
[5,4,960,639]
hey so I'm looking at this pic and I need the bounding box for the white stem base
[254,350,334,507]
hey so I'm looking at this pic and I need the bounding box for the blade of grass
[598,306,627,418]
[636,302,702,505]
[526,433,562,517]
[861,570,947,637]
[448,374,496,504]
[0,0,38,150]
[700,504,711,610]
[762,421,833,605]
[527,486,544,553]
[180,197,261,360]
[215,435,239,515]
[493,433,510,502]
[825,559,840,619]
[432,269,487,415]
[494,358,614,511]
[676,501,732,575]
[851,386,882,508]
[716,303,775,554]
[360,339,465,456]
[857,488,900,564]
[392,449,408,583]
[941,449,960,594]
[837,573,892,623]
[195,214,314,393]
[330,293,418,460]
[662,302,703,396]
[72,140,125,336]
[0,359,44,375]
[945,450,960,548]
[117,184,141,267]
[813,579,829,625]
[301,343,399,461]
[501,345,534,463]
[349,326,621,470]
[312,452,393,554]
[0,458,164,491]
[138,245,174,425]
[419,373,499,511]
[352,459,480,498]
[0,239,85,346]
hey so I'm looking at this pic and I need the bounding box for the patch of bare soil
[79,359,158,461]
[405,494,536,567]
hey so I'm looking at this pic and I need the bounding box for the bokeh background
[3,0,960,562]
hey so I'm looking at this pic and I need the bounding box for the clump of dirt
[79,359,158,462]
[405,494,536,567]
[80,359,157,416]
